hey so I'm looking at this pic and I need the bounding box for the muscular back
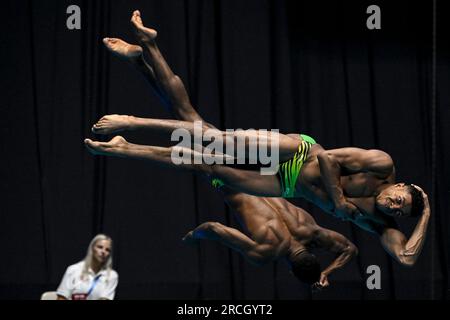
[222,190,318,252]
[223,192,291,249]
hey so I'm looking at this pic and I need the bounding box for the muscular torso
[223,192,316,258]
[297,144,396,232]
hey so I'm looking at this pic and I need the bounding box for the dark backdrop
[0,0,448,299]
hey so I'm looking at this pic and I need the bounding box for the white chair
[40,291,58,300]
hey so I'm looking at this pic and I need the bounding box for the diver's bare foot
[103,38,143,62]
[91,114,133,134]
[84,136,128,156]
[130,10,158,44]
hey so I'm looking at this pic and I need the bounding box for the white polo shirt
[56,261,118,300]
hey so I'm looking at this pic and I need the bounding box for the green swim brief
[211,178,225,189]
[211,134,317,198]
[277,134,316,198]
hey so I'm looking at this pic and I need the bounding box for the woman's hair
[81,234,113,280]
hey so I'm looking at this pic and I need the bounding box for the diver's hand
[312,273,330,292]
[411,184,430,216]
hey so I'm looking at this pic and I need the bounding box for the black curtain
[0,0,448,299]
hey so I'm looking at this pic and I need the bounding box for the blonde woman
[56,234,118,300]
